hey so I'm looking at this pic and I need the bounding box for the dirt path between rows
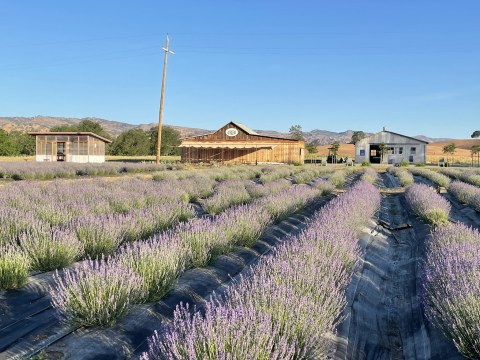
[334,174,464,360]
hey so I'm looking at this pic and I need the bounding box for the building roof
[29,132,113,144]
[359,130,429,145]
[231,121,259,135]
[182,121,298,142]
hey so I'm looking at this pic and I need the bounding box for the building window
[360,149,365,156]
[387,147,395,155]
[409,155,414,163]
[410,147,416,154]
[398,147,403,154]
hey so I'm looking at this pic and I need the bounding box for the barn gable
[358,131,428,145]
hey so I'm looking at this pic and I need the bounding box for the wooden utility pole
[156,34,174,164]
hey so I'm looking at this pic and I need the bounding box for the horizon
[1,1,479,138]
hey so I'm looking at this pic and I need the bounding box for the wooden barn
[355,128,428,165]
[180,121,305,164]
[29,132,112,163]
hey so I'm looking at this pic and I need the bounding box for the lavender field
[1,164,479,359]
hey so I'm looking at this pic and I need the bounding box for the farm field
[0,163,479,359]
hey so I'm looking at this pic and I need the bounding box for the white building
[30,132,112,163]
[355,129,428,165]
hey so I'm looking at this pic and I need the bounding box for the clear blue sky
[1,1,479,138]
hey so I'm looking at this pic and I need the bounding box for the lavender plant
[329,170,347,187]
[405,183,451,226]
[387,166,414,187]
[313,179,336,195]
[73,215,125,258]
[202,180,252,214]
[19,227,83,271]
[361,167,377,184]
[117,236,188,302]
[448,181,479,205]
[409,168,451,188]
[0,244,30,289]
[50,258,145,327]
[423,223,480,359]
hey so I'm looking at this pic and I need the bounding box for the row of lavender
[49,185,321,326]
[438,167,480,187]
[405,183,480,358]
[0,170,306,289]
[0,161,172,180]
[404,167,480,212]
[141,181,381,359]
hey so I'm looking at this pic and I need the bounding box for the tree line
[0,119,182,157]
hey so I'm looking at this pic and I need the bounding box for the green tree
[330,141,340,156]
[289,125,304,141]
[0,130,16,156]
[50,124,78,132]
[378,142,388,163]
[9,131,35,155]
[306,142,318,154]
[351,131,366,144]
[149,126,181,156]
[471,145,480,167]
[110,129,150,156]
[50,120,112,140]
[471,130,480,138]
[443,143,457,164]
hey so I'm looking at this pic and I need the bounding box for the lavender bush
[50,258,145,326]
[257,185,319,221]
[405,183,451,226]
[245,179,291,199]
[361,167,377,184]
[0,244,30,289]
[73,215,125,258]
[19,227,83,271]
[118,236,188,302]
[410,168,451,188]
[313,179,335,195]
[423,223,480,359]
[387,166,414,187]
[202,180,252,214]
[329,170,347,187]
[448,180,479,207]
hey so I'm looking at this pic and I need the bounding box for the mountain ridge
[0,115,452,145]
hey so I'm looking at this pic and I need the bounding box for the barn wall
[181,122,304,164]
[181,142,304,164]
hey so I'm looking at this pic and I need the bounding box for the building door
[57,142,66,162]
[369,145,381,164]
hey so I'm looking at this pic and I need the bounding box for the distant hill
[0,115,454,145]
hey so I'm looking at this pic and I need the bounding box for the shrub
[73,215,124,258]
[314,179,335,195]
[50,258,145,327]
[19,227,83,271]
[405,183,451,226]
[0,244,30,290]
[118,237,187,302]
[400,160,409,167]
[361,161,370,166]
[423,224,480,359]
[387,167,414,187]
[330,170,346,187]
[410,168,451,188]
[202,180,251,214]
[361,167,377,184]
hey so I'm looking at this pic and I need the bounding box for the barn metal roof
[29,132,113,143]
[359,130,429,145]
